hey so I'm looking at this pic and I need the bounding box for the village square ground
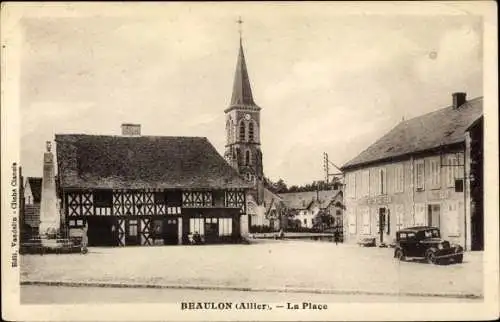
[20,240,483,303]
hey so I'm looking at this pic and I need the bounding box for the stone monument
[39,141,60,237]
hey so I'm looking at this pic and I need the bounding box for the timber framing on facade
[55,132,252,247]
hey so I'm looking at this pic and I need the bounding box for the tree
[312,210,335,231]
[274,178,288,193]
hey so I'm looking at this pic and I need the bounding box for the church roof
[55,134,252,190]
[230,40,257,107]
[342,96,483,170]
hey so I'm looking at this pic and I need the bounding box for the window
[378,168,387,195]
[249,122,254,142]
[361,170,370,197]
[304,219,307,225]
[226,120,230,142]
[93,190,113,207]
[430,158,441,189]
[415,160,425,190]
[128,220,138,236]
[230,120,235,141]
[165,190,182,207]
[245,150,251,165]
[394,165,404,193]
[189,218,205,235]
[446,154,463,187]
[346,173,356,198]
[239,122,246,141]
[218,218,233,236]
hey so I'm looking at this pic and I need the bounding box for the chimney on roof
[121,123,141,136]
[452,92,467,109]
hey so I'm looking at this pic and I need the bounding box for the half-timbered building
[55,124,252,247]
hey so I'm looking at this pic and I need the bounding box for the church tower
[224,22,264,202]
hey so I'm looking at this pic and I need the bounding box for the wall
[343,149,468,247]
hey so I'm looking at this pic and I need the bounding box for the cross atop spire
[229,17,257,107]
[237,16,243,42]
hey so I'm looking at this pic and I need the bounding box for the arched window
[249,122,254,142]
[239,121,246,141]
[230,120,235,142]
[226,120,230,142]
[245,150,251,165]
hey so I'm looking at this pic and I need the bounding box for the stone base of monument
[20,236,82,255]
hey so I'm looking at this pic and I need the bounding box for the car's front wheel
[454,254,463,263]
[425,250,437,264]
[394,249,405,261]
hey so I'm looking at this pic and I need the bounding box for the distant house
[23,177,42,235]
[341,93,483,250]
[55,124,252,247]
[279,189,343,229]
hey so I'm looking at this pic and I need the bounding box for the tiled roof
[55,134,252,190]
[342,97,483,170]
[278,190,342,210]
[27,177,42,203]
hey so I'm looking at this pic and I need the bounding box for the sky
[18,4,483,186]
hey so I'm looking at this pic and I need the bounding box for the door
[378,208,386,244]
[126,219,140,246]
[163,218,178,245]
[427,204,441,228]
[87,216,117,246]
[204,218,218,243]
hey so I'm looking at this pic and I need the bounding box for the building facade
[55,124,252,247]
[279,189,343,229]
[341,93,483,250]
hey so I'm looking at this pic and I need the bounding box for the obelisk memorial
[39,141,60,237]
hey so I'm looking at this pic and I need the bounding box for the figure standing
[81,222,88,254]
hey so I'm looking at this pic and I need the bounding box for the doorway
[163,218,178,245]
[125,219,140,246]
[427,204,441,228]
[87,216,118,246]
[204,218,218,243]
[378,208,387,244]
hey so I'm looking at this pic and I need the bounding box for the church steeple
[224,17,264,205]
[230,40,256,106]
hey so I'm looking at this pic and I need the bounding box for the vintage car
[393,226,463,264]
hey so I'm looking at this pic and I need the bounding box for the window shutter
[395,205,404,230]
[386,210,390,234]
[362,207,370,234]
[446,201,460,236]
[414,203,426,226]
[348,208,357,234]
[375,209,380,233]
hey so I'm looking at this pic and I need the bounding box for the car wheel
[425,250,437,264]
[394,249,405,261]
[454,254,463,263]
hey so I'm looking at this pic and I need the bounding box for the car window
[424,231,432,238]
[400,233,407,239]
[407,232,416,238]
[432,230,440,238]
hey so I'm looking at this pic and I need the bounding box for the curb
[21,280,483,300]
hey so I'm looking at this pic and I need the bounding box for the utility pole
[323,152,343,187]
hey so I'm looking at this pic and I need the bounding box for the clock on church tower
[223,35,263,186]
